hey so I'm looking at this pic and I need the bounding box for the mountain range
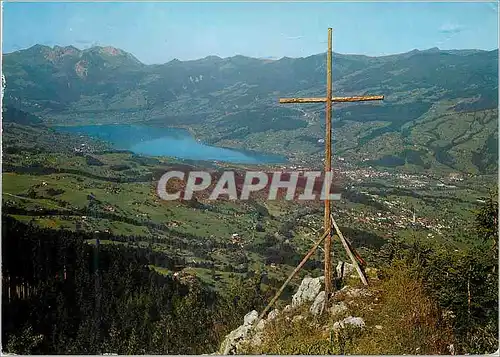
[3,44,498,174]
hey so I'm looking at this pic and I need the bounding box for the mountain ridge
[3,42,498,174]
[5,43,498,65]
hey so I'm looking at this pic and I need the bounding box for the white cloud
[437,22,467,48]
[438,23,464,35]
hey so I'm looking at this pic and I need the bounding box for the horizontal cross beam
[279,95,384,104]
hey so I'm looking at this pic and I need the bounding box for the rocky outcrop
[217,275,372,355]
[291,276,324,307]
[310,290,326,316]
[219,310,259,355]
[267,309,280,321]
[75,60,88,79]
[336,261,356,280]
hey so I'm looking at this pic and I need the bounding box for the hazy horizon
[3,2,499,65]
[4,42,499,65]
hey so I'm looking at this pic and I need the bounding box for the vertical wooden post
[277,27,383,315]
[324,28,333,298]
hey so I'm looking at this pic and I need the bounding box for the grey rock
[256,318,266,331]
[292,276,324,307]
[249,320,266,347]
[309,291,326,316]
[336,261,356,280]
[219,310,258,355]
[329,301,348,317]
[243,310,258,326]
[267,309,280,321]
[344,316,365,327]
[333,316,365,331]
[219,325,251,355]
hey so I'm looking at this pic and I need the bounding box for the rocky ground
[217,261,382,355]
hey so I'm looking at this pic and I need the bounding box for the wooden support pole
[258,230,330,321]
[279,95,384,104]
[345,235,367,267]
[324,27,333,299]
[330,214,368,286]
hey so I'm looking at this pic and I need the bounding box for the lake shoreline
[53,124,288,165]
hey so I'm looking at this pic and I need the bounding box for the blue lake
[56,124,286,164]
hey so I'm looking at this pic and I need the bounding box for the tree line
[1,215,269,354]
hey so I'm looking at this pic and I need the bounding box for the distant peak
[24,44,50,52]
[18,44,82,63]
[227,54,251,61]
[85,45,123,56]
[15,44,81,57]
[203,55,222,61]
[406,47,441,56]
[53,44,80,51]
[81,46,143,65]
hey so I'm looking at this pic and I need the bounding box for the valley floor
[2,140,495,290]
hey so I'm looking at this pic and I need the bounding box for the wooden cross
[279,28,384,298]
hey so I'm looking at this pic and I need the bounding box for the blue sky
[2,1,499,64]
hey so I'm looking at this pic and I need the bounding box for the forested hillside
[3,45,498,174]
[2,215,273,354]
[2,192,497,354]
